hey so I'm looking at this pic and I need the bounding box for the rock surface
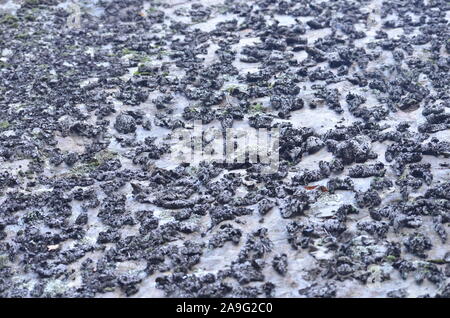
[0,0,449,298]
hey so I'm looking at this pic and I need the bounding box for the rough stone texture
[0,0,449,298]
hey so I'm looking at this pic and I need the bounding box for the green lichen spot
[0,255,8,269]
[0,121,10,129]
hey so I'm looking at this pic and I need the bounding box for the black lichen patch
[0,0,449,298]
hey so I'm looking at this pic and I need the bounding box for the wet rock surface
[0,0,449,298]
